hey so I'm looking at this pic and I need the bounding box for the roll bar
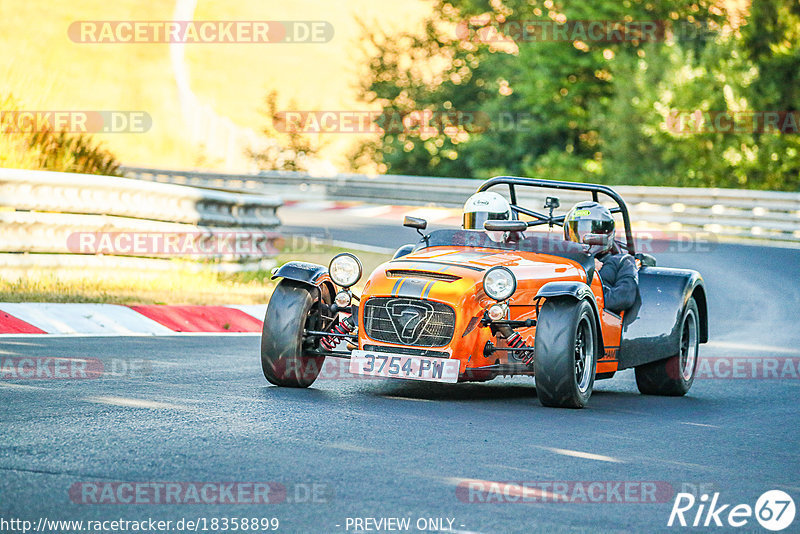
[477,176,636,255]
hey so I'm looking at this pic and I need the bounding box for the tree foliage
[249,91,320,172]
[353,0,799,190]
[0,94,121,176]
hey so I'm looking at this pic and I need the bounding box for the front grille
[385,269,461,282]
[363,297,456,347]
[362,345,450,359]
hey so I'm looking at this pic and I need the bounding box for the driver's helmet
[463,192,512,230]
[564,201,615,253]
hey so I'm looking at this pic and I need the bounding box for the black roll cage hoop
[477,176,636,255]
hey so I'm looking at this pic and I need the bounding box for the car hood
[362,246,589,308]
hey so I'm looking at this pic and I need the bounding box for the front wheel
[635,298,699,396]
[534,298,598,408]
[260,280,327,387]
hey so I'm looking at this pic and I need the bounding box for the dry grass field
[0,0,431,171]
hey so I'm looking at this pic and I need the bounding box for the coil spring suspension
[506,331,534,365]
[320,316,355,351]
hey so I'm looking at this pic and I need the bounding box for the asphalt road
[2,206,799,534]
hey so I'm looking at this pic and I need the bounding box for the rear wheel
[635,298,699,396]
[261,280,327,387]
[534,299,598,408]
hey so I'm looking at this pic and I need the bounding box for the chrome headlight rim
[329,252,362,288]
[334,290,353,308]
[487,302,509,321]
[483,266,516,301]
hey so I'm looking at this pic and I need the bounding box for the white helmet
[463,191,512,230]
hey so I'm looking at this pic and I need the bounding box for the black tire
[635,298,700,396]
[261,280,326,387]
[534,298,598,408]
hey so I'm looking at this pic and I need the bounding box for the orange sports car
[261,177,708,408]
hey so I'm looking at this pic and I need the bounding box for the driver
[463,191,516,243]
[564,201,638,313]
[462,191,512,230]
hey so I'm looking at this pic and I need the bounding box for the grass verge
[0,247,392,305]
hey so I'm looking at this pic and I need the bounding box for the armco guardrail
[123,166,800,246]
[0,168,282,274]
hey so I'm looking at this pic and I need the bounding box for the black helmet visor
[566,217,615,243]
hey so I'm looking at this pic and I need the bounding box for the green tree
[249,91,321,172]
[1,94,121,175]
[738,0,800,190]
[353,0,799,191]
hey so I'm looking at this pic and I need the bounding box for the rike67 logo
[668,490,795,531]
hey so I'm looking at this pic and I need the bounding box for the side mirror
[582,233,611,247]
[635,252,657,267]
[484,220,528,232]
[403,216,427,230]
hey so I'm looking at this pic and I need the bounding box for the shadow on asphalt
[256,375,725,415]
[370,381,539,402]
[256,385,344,402]
[372,382,725,416]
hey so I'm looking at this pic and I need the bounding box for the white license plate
[349,350,460,383]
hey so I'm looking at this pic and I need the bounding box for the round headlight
[487,302,508,321]
[334,291,352,308]
[483,266,516,301]
[329,253,362,288]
